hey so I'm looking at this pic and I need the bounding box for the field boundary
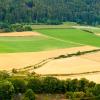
[17,48,100,73]
[42,33,85,46]
[41,71,100,77]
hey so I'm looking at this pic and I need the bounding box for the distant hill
[0,0,100,25]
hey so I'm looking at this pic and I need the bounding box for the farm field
[34,51,100,83]
[37,28,100,47]
[0,27,100,83]
[73,26,100,36]
[0,45,96,71]
[0,30,83,53]
[0,28,100,53]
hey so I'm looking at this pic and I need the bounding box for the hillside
[0,0,100,25]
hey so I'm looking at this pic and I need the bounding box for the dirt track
[0,46,97,71]
[0,31,41,37]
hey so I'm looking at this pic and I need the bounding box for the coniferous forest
[0,0,100,25]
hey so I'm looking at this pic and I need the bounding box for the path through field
[0,46,97,71]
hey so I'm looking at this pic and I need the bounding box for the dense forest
[0,0,100,25]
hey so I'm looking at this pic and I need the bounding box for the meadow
[0,35,79,53]
[0,28,100,53]
[38,28,100,47]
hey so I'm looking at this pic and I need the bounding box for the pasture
[0,28,100,53]
[0,31,79,53]
[37,28,100,47]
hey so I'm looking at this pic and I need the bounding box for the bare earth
[0,31,41,37]
[0,46,97,71]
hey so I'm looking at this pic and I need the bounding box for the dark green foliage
[0,75,100,99]
[27,78,42,93]
[1,24,33,32]
[42,77,60,93]
[0,22,10,29]
[78,78,90,92]
[91,84,100,96]
[0,81,14,100]
[0,0,100,25]
[24,26,32,31]
[65,79,79,92]
[11,79,26,94]
[23,89,35,100]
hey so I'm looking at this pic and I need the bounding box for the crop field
[0,31,79,53]
[37,28,100,47]
[0,27,100,83]
[0,28,100,53]
[34,51,100,83]
[0,45,96,71]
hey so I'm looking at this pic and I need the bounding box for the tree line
[0,71,100,100]
[0,0,100,25]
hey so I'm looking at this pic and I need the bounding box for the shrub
[0,81,14,100]
[65,92,74,99]
[11,79,26,94]
[0,71,10,80]
[23,89,35,100]
[24,26,32,31]
[42,77,60,93]
[27,78,42,93]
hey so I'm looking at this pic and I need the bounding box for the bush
[91,84,100,96]
[24,26,32,31]
[23,89,35,100]
[65,92,73,99]
[27,78,42,93]
[11,79,26,94]
[0,71,10,80]
[42,77,60,93]
[0,81,14,100]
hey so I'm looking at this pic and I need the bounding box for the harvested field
[81,52,100,62]
[55,73,100,84]
[34,56,100,75]
[0,31,41,37]
[0,46,97,71]
[34,50,100,83]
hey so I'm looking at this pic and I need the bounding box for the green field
[0,35,79,53]
[38,29,100,47]
[0,28,100,53]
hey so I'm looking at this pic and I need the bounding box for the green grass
[37,29,100,47]
[0,35,79,53]
[0,28,99,53]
